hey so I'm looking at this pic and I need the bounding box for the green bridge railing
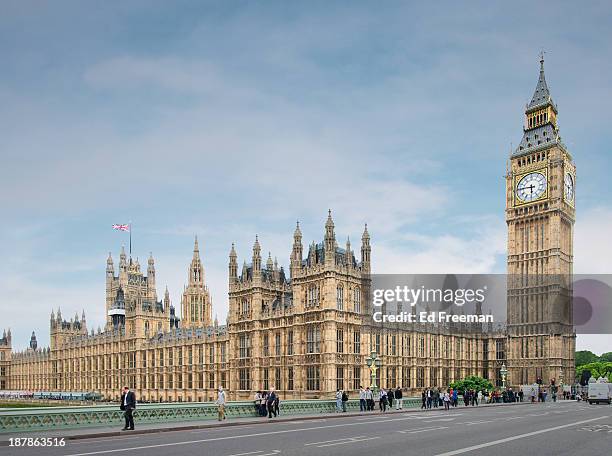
[0,398,421,433]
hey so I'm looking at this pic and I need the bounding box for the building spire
[527,52,554,112]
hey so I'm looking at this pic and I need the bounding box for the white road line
[58,414,444,456]
[398,426,448,434]
[305,437,356,446]
[432,415,609,456]
[224,451,268,456]
[423,418,455,422]
[316,436,380,447]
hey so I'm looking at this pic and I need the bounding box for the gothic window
[275,332,281,356]
[306,366,320,390]
[263,334,269,356]
[287,330,294,355]
[336,329,344,353]
[353,287,361,313]
[239,334,251,358]
[336,285,344,310]
[353,367,361,390]
[306,326,321,353]
[353,331,361,354]
[496,339,506,360]
[416,367,425,388]
[336,366,344,390]
[287,367,294,390]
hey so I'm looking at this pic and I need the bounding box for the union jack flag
[112,224,130,232]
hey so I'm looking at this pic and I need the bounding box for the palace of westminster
[0,59,576,401]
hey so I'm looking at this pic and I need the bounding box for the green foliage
[600,352,612,363]
[575,362,612,381]
[449,376,493,392]
[575,350,600,366]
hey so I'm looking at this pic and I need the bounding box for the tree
[575,350,600,367]
[599,352,612,363]
[449,376,493,392]
[575,362,612,382]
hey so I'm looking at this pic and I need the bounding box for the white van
[587,381,612,405]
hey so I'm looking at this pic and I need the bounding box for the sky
[1,1,611,353]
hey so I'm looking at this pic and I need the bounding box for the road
[1,401,610,456]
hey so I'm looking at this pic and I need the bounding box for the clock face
[516,172,547,203]
[564,173,575,202]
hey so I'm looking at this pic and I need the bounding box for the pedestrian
[267,387,277,418]
[335,389,343,412]
[341,390,348,412]
[477,390,482,406]
[421,390,427,409]
[387,387,394,409]
[395,387,403,410]
[427,388,433,409]
[120,386,136,431]
[274,394,280,416]
[359,386,367,412]
[260,391,268,416]
[519,390,524,402]
[443,391,450,410]
[452,388,458,407]
[366,387,374,411]
[215,386,226,421]
[254,391,261,415]
[433,389,439,408]
[379,388,387,412]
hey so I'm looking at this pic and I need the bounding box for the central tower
[505,56,576,387]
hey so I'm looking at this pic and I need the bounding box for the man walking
[365,387,374,411]
[359,386,367,412]
[335,388,343,412]
[267,387,277,418]
[395,387,403,410]
[120,386,136,431]
[216,386,226,421]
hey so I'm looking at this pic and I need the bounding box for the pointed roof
[229,242,237,258]
[325,209,334,228]
[294,220,302,239]
[526,55,556,113]
[362,223,370,241]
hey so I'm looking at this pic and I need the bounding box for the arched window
[336,285,344,310]
[354,287,361,313]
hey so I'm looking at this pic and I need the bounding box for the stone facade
[505,56,576,387]
[4,59,574,401]
[0,330,10,391]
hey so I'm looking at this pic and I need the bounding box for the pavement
[0,400,610,456]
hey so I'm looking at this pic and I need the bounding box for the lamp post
[366,351,381,392]
[500,363,508,390]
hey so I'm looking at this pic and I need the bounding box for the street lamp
[500,363,508,390]
[366,351,381,392]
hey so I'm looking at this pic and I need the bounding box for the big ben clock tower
[506,56,576,387]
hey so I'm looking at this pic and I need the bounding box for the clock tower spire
[505,56,576,389]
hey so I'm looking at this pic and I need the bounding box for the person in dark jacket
[387,388,394,409]
[120,386,136,430]
[267,388,277,418]
[395,387,403,410]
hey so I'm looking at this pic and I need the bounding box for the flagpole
[129,221,132,257]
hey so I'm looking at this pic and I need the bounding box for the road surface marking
[432,415,609,456]
[316,436,380,447]
[423,418,455,422]
[59,414,451,456]
[305,437,358,446]
[225,451,279,456]
[398,426,448,434]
